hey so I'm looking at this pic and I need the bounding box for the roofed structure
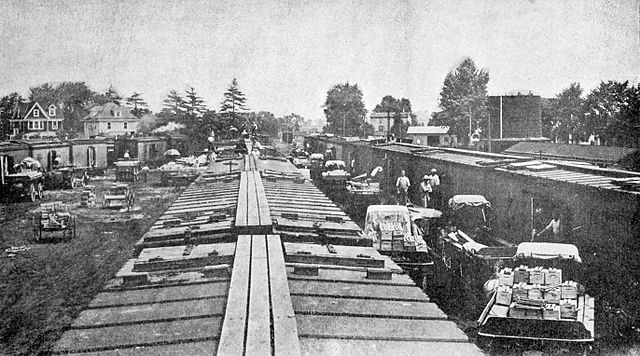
[504,142,640,170]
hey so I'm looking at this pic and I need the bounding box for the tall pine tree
[162,90,185,114]
[126,92,149,118]
[220,78,248,116]
[182,87,207,117]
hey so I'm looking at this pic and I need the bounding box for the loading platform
[52,154,482,355]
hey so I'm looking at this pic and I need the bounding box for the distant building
[369,111,409,137]
[82,103,139,138]
[406,126,457,147]
[487,95,543,139]
[10,102,64,139]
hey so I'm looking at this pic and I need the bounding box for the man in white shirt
[427,168,440,187]
[396,170,410,205]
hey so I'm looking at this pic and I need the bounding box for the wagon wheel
[28,183,37,202]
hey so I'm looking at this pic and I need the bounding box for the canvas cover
[448,195,491,210]
[364,205,411,237]
[516,242,581,262]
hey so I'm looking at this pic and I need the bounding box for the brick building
[487,95,542,139]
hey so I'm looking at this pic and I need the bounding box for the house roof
[12,101,64,120]
[82,103,138,121]
[407,126,450,135]
[504,142,639,164]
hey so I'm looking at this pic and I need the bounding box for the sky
[1,0,638,124]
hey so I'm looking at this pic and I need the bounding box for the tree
[104,85,122,105]
[29,83,57,104]
[581,81,634,146]
[280,113,305,137]
[247,111,279,138]
[182,87,207,118]
[0,93,24,139]
[543,83,584,143]
[126,92,149,118]
[430,57,489,144]
[220,78,248,116]
[162,90,185,114]
[323,82,367,136]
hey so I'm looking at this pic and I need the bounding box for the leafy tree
[543,83,584,143]
[619,85,640,147]
[220,78,248,116]
[323,82,367,136]
[280,113,305,136]
[126,92,149,118]
[581,81,633,146]
[0,93,24,139]
[29,83,57,104]
[247,111,279,138]
[430,57,489,144]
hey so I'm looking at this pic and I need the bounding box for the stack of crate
[492,265,580,321]
[378,221,405,251]
[80,185,96,207]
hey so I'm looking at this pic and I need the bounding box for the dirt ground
[0,170,181,355]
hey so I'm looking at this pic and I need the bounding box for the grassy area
[0,171,180,355]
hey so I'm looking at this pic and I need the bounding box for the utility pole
[500,95,503,139]
[488,112,492,152]
[468,103,472,147]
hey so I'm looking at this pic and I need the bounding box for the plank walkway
[234,171,272,233]
[52,153,482,355]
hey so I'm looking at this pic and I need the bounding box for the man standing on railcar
[396,170,410,206]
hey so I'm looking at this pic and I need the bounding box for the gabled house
[10,102,64,139]
[82,103,139,138]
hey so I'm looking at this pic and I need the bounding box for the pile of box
[490,265,579,320]
[80,185,96,207]
[377,221,405,251]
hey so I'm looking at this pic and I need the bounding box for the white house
[10,102,65,139]
[369,111,409,137]
[82,103,139,138]
[406,126,457,147]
